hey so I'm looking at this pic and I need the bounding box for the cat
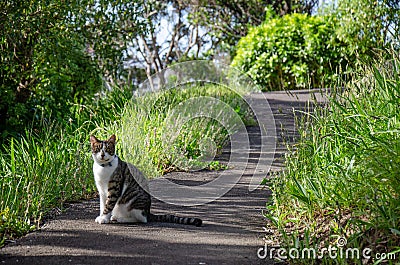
[89,134,202,226]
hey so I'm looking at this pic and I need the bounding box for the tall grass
[0,87,131,246]
[107,84,254,177]
[0,120,92,245]
[265,54,400,264]
[0,124,93,241]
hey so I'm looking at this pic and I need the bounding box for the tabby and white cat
[90,134,202,226]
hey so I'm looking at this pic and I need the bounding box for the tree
[0,0,73,135]
[124,0,321,84]
[325,0,400,60]
[190,0,320,56]
[0,0,144,138]
[125,1,208,83]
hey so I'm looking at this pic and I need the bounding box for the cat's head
[89,135,116,163]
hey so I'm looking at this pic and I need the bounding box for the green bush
[231,13,351,91]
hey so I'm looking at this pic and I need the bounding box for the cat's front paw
[95,215,110,224]
[110,215,118,222]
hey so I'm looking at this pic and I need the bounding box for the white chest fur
[93,156,118,195]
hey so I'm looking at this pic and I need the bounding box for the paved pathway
[0,90,327,265]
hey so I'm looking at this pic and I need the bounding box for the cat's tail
[148,213,202,227]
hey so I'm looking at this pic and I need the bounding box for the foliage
[190,0,319,56]
[0,0,326,139]
[0,0,144,140]
[232,13,350,91]
[265,53,400,264]
[126,1,206,80]
[127,0,321,82]
[326,0,400,61]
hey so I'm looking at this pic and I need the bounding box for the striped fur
[90,134,202,227]
[149,213,202,227]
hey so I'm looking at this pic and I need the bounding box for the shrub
[231,13,351,91]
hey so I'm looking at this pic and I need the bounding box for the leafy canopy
[0,0,144,139]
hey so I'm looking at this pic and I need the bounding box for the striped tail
[149,213,202,227]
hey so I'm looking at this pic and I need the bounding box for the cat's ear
[108,134,116,144]
[90,135,99,145]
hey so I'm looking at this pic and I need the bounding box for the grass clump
[0,125,93,240]
[0,120,93,246]
[106,84,254,177]
[265,54,400,264]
